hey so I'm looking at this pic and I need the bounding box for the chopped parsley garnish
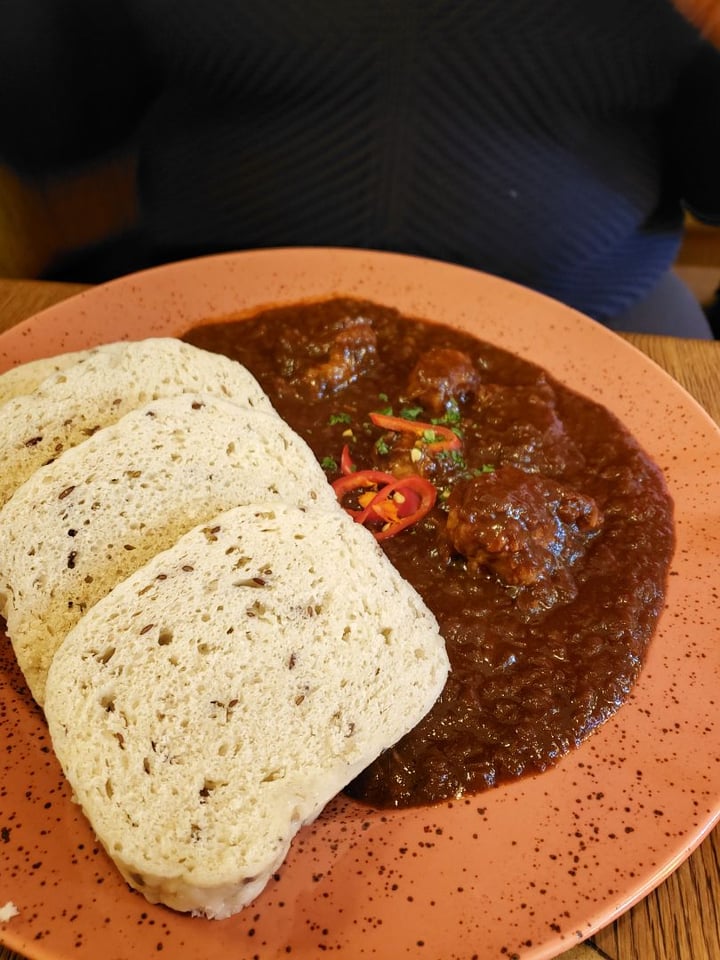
[437,448,467,469]
[328,412,352,426]
[399,405,424,421]
[434,400,462,426]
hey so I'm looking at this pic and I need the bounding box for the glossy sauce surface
[184,298,675,808]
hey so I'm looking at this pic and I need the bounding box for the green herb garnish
[328,412,352,426]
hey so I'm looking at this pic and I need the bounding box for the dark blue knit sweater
[1,0,719,322]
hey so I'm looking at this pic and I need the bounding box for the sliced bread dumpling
[0,393,335,706]
[0,348,95,405]
[44,501,448,919]
[0,337,273,507]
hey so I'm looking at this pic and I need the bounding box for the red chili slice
[331,468,396,519]
[369,411,462,453]
[339,443,356,476]
[357,474,437,541]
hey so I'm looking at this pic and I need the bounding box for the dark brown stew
[183,298,675,808]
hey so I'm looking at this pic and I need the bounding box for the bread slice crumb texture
[0,347,95,405]
[0,392,336,706]
[0,337,273,508]
[44,502,448,919]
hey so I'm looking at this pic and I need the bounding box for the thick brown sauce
[184,298,675,808]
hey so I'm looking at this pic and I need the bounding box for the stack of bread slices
[0,338,449,919]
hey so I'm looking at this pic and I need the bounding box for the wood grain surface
[0,278,718,960]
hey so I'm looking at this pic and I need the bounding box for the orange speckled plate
[1,249,719,960]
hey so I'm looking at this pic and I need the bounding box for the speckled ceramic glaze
[1,249,719,960]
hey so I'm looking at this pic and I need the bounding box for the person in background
[0,0,718,338]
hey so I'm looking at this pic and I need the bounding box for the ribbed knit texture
[1,0,719,321]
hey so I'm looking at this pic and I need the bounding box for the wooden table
[0,277,718,960]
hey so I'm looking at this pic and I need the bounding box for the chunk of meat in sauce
[299,316,377,397]
[378,348,478,481]
[446,465,602,587]
[407,347,480,415]
[471,379,584,475]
